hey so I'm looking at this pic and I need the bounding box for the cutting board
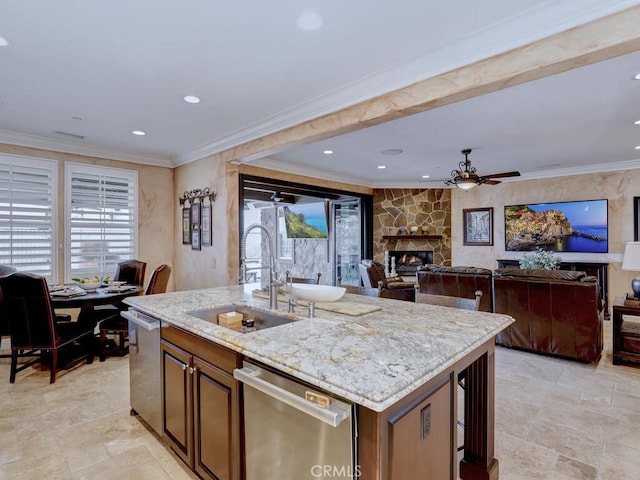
[251,290,381,317]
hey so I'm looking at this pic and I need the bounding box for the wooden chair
[285,271,321,284]
[114,259,147,286]
[0,265,18,356]
[414,288,483,311]
[99,264,171,355]
[0,272,95,383]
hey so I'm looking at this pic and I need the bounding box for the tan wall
[451,170,640,308]
[0,143,175,290]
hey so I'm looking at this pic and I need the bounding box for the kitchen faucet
[239,223,280,310]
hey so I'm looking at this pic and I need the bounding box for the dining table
[49,284,144,310]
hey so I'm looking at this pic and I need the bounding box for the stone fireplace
[389,250,434,275]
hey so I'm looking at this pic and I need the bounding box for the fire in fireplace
[388,250,434,274]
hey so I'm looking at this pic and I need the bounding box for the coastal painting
[283,203,328,239]
[505,199,608,253]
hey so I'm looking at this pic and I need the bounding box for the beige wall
[451,170,639,307]
[0,143,175,289]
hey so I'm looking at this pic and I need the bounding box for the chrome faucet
[240,223,280,310]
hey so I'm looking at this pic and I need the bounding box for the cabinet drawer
[161,323,241,374]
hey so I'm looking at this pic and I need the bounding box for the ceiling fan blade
[482,171,521,179]
[484,179,501,185]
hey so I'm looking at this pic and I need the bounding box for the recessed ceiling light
[323,149,334,155]
[296,11,325,30]
[183,95,201,104]
[422,175,430,179]
[635,120,640,125]
[635,145,640,150]
[635,73,640,80]
[132,130,146,136]
[381,148,403,155]
[377,165,386,169]
[0,37,8,47]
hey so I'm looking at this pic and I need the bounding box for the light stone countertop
[124,285,514,412]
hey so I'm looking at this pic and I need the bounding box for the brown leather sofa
[359,259,415,301]
[493,268,603,363]
[416,265,493,312]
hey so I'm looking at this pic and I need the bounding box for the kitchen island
[125,285,513,480]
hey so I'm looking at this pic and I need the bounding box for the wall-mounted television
[504,199,608,253]
[283,203,328,239]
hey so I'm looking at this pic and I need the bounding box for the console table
[497,259,609,318]
[612,298,640,367]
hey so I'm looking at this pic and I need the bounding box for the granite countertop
[125,285,513,412]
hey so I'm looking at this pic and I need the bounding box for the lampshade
[622,242,640,298]
[456,178,477,190]
[622,242,640,271]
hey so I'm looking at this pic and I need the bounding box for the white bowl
[290,284,346,302]
[76,281,102,291]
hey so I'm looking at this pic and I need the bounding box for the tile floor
[1,320,640,479]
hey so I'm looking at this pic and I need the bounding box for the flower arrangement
[519,247,561,270]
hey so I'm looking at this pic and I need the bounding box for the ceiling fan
[445,148,520,190]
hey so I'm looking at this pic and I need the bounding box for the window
[65,163,138,281]
[0,155,57,280]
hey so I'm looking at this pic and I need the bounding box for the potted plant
[519,247,561,270]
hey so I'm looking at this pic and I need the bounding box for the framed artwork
[190,202,201,226]
[201,204,212,247]
[463,207,493,246]
[182,207,190,245]
[635,196,640,242]
[191,226,201,250]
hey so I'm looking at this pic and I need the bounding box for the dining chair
[0,265,18,358]
[285,271,321,284]
[414,288,483,311]
[99,264,171,355]
[0,272,95,383]
[114,259,147,286]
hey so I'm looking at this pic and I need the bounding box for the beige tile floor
[1,320,639,480]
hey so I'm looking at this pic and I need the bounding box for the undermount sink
[187,304,299,332]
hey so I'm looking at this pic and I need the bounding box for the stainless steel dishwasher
[121,308,162,435]
[234,361,357,479]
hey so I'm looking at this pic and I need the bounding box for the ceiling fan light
[456,178,477,190]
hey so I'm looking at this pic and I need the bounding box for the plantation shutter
[0,155,57,280]
[65,163,138,281]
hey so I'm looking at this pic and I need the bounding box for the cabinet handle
[182,364,187,371]
[189,366,195,374]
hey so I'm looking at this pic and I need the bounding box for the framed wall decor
[201,204,212,247]
[635,196,640,242]
[463,207,493,246]
[182,207,190,244]
[191,226,201,250]
[190,201,201,226]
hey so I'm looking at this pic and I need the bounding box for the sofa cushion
[494,268,586,282]
[422,265,493,275]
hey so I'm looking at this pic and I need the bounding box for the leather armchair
[359,259,415,301]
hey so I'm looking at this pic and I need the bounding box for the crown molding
[0,129,175,168]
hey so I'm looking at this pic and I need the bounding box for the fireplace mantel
[382,235,442,240]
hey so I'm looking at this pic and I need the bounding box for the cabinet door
[388,380,453,479]
[192,357,241,480]
[161,340,193,466]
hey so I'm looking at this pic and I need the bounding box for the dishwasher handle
[234,365,350,428]
[121,310,160,331]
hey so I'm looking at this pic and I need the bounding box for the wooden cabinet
[161,325,242,480]
[388,379,452,479]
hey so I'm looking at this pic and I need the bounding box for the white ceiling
[1,1,639,186]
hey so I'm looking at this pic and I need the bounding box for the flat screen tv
[504,199,608,253]
[283,203,328,239]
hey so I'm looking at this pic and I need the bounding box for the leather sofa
[359,259,415,301]
[416,265,493,312]
[493,268,603,363]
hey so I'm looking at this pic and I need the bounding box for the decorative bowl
[290,284,346,302]
[76,281,102,291]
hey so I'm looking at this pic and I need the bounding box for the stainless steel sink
[186,304,299,332]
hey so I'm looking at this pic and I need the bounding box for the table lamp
[621,241,640,298]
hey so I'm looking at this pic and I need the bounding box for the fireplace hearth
[388,250,434,275]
